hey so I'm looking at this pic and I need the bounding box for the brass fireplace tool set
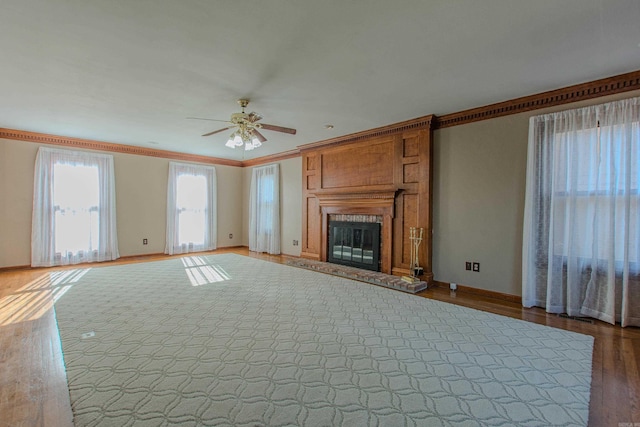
[402,227,424,284]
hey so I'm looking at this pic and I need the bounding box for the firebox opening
[328,221,381,271]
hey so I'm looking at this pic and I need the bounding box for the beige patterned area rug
[53,254,593,426]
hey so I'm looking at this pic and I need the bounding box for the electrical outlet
[228,233,233,239]
[465,262,471,271]
[143,238,148,245]
[472,262,480,272]
[293,240,299,246]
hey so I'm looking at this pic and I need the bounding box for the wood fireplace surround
[299,115,434,284]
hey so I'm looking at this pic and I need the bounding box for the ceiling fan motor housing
[231,112,249,124]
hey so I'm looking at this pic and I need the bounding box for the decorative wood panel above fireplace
[299,115,434,284]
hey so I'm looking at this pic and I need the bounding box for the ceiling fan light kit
[195,99,296,152]
[225,129,262,151]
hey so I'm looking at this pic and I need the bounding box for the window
[522,97,640,327]
[176,174,207,247]
[249,163,280,254]
[31,148,119,267]
[165,162,217,255]
[552,123,640,263]
[257,174,276,232]
[53,163,100,255]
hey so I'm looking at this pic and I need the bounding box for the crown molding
[3,70,638,164]
[298,115,434,153]
[240,148,301,167]
[0,128,243,167]
[434,69,640,129]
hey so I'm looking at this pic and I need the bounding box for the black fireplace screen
[328,221,380,271]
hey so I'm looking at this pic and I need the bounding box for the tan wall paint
[432,90,640,296]
[241,157,302,257]
[0,138,36,267]
[216,165,244,248]
[113,153,168,256]
[433,117,528,295]
[115,154,243,255]
[242,166,251,248]
[0,138,244,268]
[279,157,302,256]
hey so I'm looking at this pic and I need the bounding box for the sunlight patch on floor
[0,268,90,326]
[182,256,231,286]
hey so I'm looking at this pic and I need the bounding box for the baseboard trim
[0,264,31,272]
[432,281,522,304]
[0,247,249,273]
[121,252,165,258]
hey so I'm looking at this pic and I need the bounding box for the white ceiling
[1,0,639,161]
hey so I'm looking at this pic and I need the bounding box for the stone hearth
[286,258,428,294]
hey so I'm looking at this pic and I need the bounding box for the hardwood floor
[1,248,638,426]
[418,287,640,427]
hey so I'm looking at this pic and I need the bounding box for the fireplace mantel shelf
[312,187,400,205]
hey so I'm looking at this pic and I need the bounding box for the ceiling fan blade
[260,123,297,135]
[253,129,267,143]
[187,117,232,123]
[202,127,231,137]
[247,112,263,123]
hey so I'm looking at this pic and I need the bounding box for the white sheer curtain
[165,162,217,255]
[31,147,119,267]
[522,97,640,327]
[249,163,280,254]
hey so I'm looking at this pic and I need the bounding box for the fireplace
[301,120,433,282]
[328,221,381,271]
[313,188,397,274]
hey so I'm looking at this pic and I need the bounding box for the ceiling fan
[188,99,296,151]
